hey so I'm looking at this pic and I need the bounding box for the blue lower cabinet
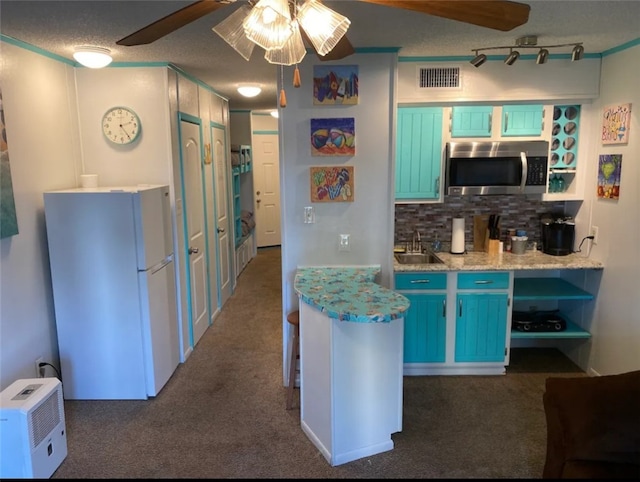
[403,293,447,363]
[455,293,508,362]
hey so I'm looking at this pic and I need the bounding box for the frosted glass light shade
[212,3,255,61]
[264,20,306,65]
[297,0,350,56]
[73,46,112,68]
[243,0,293,50]
[237,85,262,97]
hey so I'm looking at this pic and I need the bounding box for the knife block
[486,239,501,256]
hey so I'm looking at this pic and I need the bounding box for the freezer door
[138,259,180,396]
[134,185,173,270]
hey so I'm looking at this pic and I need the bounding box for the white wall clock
[102,106,141,145]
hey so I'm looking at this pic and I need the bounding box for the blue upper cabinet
[450,106,493,137]
[501,104,544,137]
[395,107,443,201]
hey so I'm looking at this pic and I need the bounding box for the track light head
[571,44,584,61]
[504,49,520,66]
[536,48,549,65]
[470,52,487,68]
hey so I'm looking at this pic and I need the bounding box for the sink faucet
[412,229,422,253]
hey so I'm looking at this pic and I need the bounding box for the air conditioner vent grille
[418,67,461,89]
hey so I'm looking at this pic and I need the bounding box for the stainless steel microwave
[445,141,549,195]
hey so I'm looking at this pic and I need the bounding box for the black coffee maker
[541,214,575,256]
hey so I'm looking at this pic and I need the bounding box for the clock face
[102,107,140,145]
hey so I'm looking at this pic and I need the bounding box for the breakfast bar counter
[293,266,410,466]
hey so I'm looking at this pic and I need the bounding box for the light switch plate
[339,234,350,251]
[304,206,315,224]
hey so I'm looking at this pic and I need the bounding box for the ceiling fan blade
[300,28,356,61]
[116,0,230,46]
[359,0,530,32]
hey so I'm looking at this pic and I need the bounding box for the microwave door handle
[520,152,528,192]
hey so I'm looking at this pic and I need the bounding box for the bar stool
[286,310,300,410]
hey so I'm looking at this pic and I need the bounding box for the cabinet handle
[488,113,492,133]
[435,176,440,195]
[474,280,494,285]
[410,279,431,284]
[442,299,446,318]
[504,112,509,132]
[459,299,462,317]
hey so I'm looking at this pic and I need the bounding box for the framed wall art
[597,154,622,200]
[0,88,19,239]
[310,166,354,203]
[310,117,355,157]
[313,65,358,105]
[601,103,632,144]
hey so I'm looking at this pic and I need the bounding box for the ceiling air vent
[418,66,461,89]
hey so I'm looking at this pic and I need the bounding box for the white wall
[279,53,397,380]
[576,45,640,375]
[0,43,79,388]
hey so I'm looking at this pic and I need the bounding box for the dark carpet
[52,246,584,478]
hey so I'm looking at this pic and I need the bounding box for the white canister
[80,174,98,188]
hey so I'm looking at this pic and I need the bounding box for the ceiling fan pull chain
[279,65,287,108]
[293,65,301,88]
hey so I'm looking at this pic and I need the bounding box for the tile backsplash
[395,195,567,252]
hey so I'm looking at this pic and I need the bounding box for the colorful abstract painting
[310,117,355,157]
[313,65,358,105]
[310,166,354,203]
[601,103,632,144]
[0,88,19,239]
[597,154,622,200]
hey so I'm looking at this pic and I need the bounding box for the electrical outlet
[35,357,44,378]
[591,225,599,245]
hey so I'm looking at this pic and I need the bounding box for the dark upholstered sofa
[542,370,640,479]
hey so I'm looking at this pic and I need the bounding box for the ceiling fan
[116,0,531,61]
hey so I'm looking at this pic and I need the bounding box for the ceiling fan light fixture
[571,44,584,61]
[73,46,112,68]
[212,3,256,61]
[297,0,351,56]
[504,49,520,66]
[264,19,307,65]
[470,52,487,68]
[237,85,262,98]
[243,0,293,51]
[536,48,549,64]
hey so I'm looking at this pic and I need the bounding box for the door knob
[256,199,261,204]
[217,227,225,233]
[188,247,199,255]
[256,190,261,195]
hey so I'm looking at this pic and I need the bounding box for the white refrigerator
[43,185,180,400]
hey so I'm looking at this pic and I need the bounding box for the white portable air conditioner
[0,378,68,478]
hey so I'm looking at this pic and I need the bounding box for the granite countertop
[294,266,410,323]
[394,250,604,272]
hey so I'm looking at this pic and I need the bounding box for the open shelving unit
[232,145,252,248]
[511,277,592,339]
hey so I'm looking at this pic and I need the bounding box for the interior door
[252,133,281,247]
[212,125,232,305]
[180,119,209,346]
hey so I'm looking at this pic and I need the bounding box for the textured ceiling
[1,1,639,111]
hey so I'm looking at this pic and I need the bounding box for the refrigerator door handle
[143,256,173,275]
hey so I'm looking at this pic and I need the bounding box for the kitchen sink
[394,252,444,265]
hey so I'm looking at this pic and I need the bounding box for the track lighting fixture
[536,48,549,64]
[470,52,487,68]
[469,36,584,68]
[571,44,584,61]
[504,49,520,65]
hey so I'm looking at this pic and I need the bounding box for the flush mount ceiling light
[73,46,112,68]
[469,36,584,68]
[270,110,279,118]
[237,85,262,98]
